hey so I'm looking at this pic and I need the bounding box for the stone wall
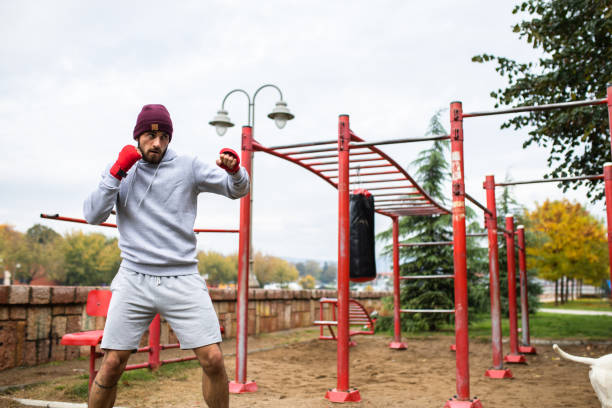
[0,285,390,371]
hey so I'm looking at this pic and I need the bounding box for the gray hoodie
[83,148,249,276]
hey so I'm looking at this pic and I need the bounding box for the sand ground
[0,328,607,407]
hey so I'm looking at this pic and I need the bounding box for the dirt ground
[0,328,607,407]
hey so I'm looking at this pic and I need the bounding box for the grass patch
[118,360,199,386]
[386,312,612,340]
[67,381,89,400]
[539,298,612,312]
[464,312,612,340]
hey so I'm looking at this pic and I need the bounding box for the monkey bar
[229,117,452,402]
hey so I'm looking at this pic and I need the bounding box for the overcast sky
[1,1,606,266]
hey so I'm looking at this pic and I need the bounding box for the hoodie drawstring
[137,161,162,208]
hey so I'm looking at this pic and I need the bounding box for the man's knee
[196,345,225,375]
[101,350,131,378]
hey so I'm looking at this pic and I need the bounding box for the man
[84,104,249,408]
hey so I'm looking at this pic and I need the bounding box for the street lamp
[209,84,294,394]
[209,84,294,136]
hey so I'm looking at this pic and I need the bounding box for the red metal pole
[325,115,360,403]
[229,126,257,393]
[483,175,511,378]
[517,226,536,354]
[604,163,612,300]
[390,215,407,350]
[148,314,161,370]
[607,85,612,160]
[504,216,526,364]
[88,346,96,389]
[444,102,481,408]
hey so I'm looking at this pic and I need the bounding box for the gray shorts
[101,267,222,350]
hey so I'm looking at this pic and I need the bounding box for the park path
[539,308,612,316]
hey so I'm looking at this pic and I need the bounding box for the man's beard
[138,142,165,164]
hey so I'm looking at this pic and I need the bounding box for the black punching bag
[349,189,376,282]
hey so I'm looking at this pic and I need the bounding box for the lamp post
[209,84,294,393]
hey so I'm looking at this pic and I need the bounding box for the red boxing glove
[110,145,142,180]
[217,148,241,174]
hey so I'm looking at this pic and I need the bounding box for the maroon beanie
[133,104,173,141]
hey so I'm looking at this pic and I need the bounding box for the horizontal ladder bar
[400,274,455,280]
[462,98,606,118]
[329,170,401,179]
[349,135,451,148]
[495,174,603,187]
[267,139,337,150]
[350,178,408,185]
[399,241,453,247]
[400,309,455,313]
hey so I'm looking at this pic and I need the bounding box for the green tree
[473,1,612,200]
[25,224,65,284]
[319,261,336,285]
[377,111,488,332]
[60,231,120,285]
[0,225,32,283]
[197,250,237,286]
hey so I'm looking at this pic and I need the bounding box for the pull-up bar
[462,97,607,118]
[266,139,337,150]
[494,174,603,187]
[399,241,453,247]
[40,214,239,234]
[348,135,451,148]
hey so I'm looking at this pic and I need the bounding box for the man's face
[137,131,170,164]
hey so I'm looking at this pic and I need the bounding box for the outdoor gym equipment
[439,85,612,407]
[246,115,452,402]
[313,297,375,346]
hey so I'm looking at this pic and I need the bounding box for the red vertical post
[148,314,161,370]
[483,175,512,378]
[444,102,481,408]
[390,215,407,350]
[503,216,526,364]
[325,115,360,403]
[517,226,536,354]
[607,85,612,160]
[604,163,612,300]
[229,126,257,393]
[89,346,96,389]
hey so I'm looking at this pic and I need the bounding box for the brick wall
[0,285,390,371]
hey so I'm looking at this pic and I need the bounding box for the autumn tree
[299,274,316,289]
[525,199,608,302]
[197,250,237,286]
[253,252,299,287]
[473,0,612,200]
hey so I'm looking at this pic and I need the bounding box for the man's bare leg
[194,343,229,408]
[88,349,132,408]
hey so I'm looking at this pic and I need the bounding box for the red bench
[61,289,224,390]
[313,297,375,346]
